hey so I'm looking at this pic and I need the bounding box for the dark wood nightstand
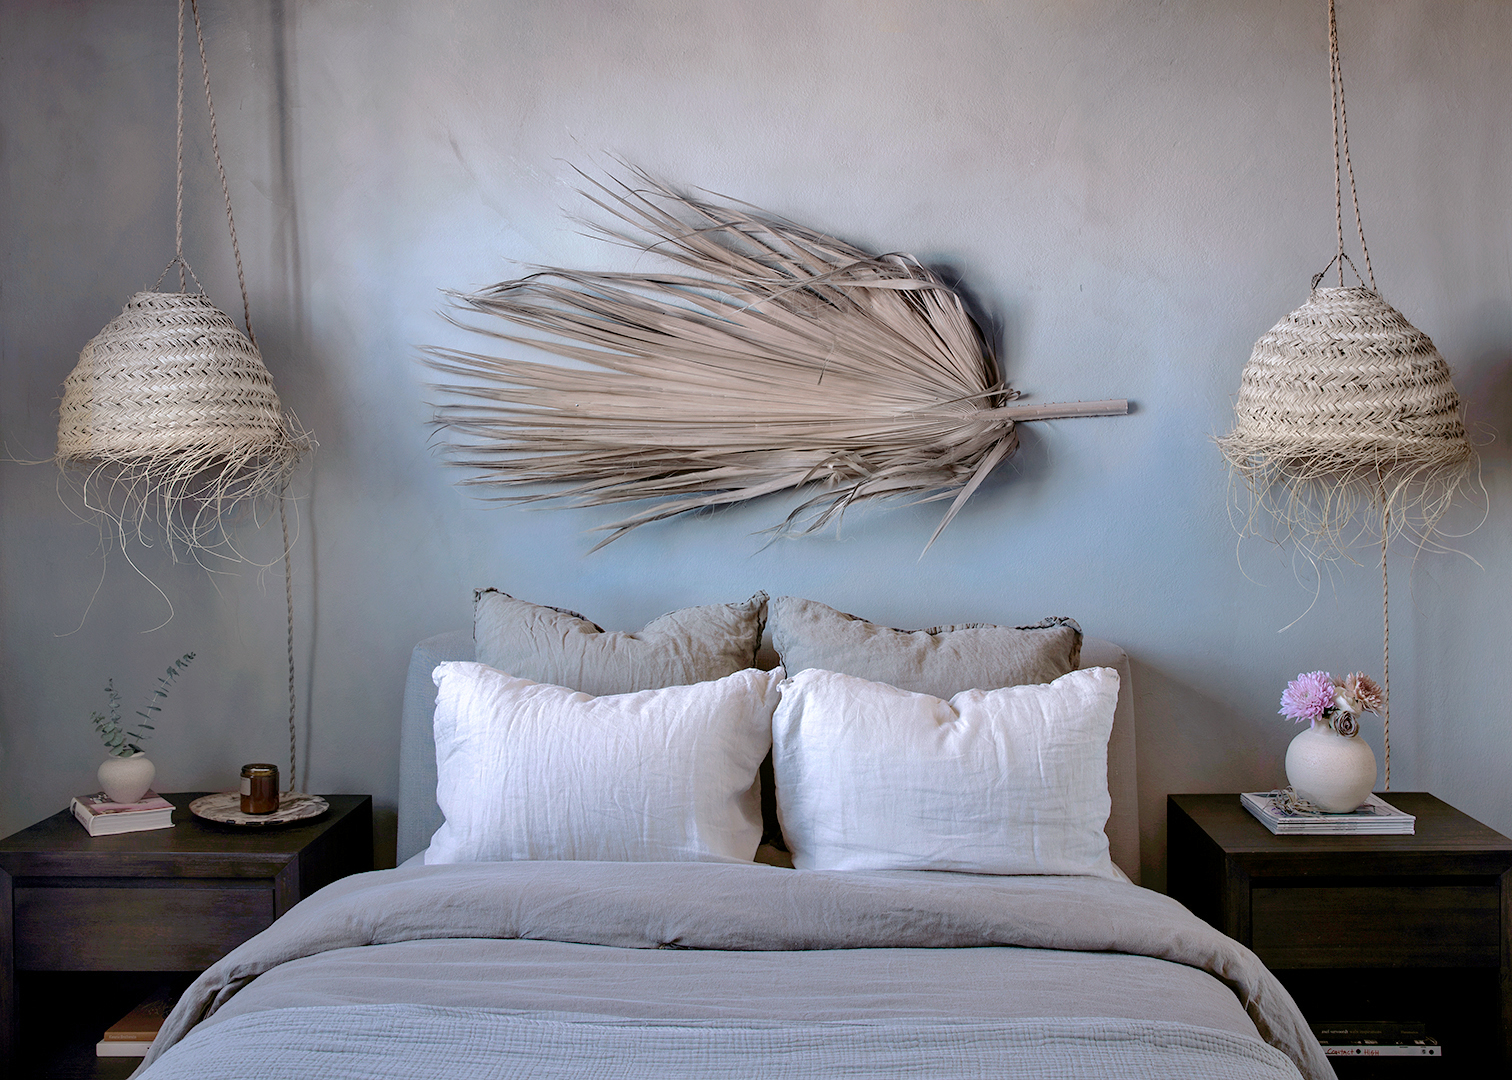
[1169,792,1512,1076]
[0,791,373,1078]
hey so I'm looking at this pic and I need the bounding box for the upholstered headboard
[396,632,1141,883]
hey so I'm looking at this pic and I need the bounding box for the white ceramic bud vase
[1284,721,1376,812]
[98,752,155,804]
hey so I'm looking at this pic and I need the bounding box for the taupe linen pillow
[473,589,768,695]
[768,596,1081,698]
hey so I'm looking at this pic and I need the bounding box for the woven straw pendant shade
[58,291,297,463]
[54,289,309,556]
[1220,286,1471,495]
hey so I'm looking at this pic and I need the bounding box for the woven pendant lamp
[55,0,311,791]
[57,290,302,504]
[56,0,308,552]
[1225,287,1471,484]
[1218,0,1477,788]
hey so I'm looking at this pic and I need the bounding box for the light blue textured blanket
[132,861,1333,1080]
[147,1006,1305,1079]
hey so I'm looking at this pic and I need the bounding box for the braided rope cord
[1380,481,1390,789]
[1331,0,1388,784]
[1330,0,1384,780]
[175,0,185,291]
[182,0,298,789]
[1328,0,1375,291]
[187,0,255,345]
[281,489,297,791]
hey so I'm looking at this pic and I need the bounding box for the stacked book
[70,791,175,836]
[1240,791,1415,835]
[97,988,176,1057]
[1311,1021,1441,1058]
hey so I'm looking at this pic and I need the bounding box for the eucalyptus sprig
[91,652,196,757]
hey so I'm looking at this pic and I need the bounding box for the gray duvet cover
[134,861,1334,1080]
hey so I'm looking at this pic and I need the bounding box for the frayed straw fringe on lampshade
[1217,286,1474,555]
[56,290,310,552]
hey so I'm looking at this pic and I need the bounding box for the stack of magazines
[1240,791,1415,835]
[1311,1021,1441,1058]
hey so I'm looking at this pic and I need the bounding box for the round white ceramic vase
[1284,721,1376,812]
[98,752,155,804]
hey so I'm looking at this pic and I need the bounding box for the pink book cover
[74,791,173,817]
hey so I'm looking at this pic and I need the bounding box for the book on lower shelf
[70,791,175,836]
[1321,1039,1441,1058]
[1311,1020,1441,1058]
[1240,791,1415,835]
[96,987,176,1057]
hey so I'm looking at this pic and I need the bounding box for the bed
[132,593,1334,1080]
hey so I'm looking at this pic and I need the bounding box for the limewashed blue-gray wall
[3,1,1509,884]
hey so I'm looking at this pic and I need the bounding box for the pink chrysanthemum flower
[1344,672,1384,713]
[1279,670,1334,723]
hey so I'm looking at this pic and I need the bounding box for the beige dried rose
[1344,672,1384,713]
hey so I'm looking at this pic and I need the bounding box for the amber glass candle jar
[240,763,280,814]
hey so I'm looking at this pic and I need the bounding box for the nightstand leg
[1,867,15,1073]
[1501,867,1511,1072]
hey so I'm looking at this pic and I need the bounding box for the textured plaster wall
[2,1,1509,885]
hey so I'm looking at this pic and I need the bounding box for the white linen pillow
[772,666,1120,878]
[427,662,782,865]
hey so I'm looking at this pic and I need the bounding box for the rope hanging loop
[1328,0,1375,291]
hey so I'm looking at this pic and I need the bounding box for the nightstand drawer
[13,883,275,970]
[1251,884,1502,968]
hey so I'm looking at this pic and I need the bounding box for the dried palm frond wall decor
[427,173,1126,553]
[1217,0,1481,787]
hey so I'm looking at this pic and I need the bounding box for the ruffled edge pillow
[475,589,768,696]
[772,666,1120,878]
[768,596,1081,700]
[427,662,784,865]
